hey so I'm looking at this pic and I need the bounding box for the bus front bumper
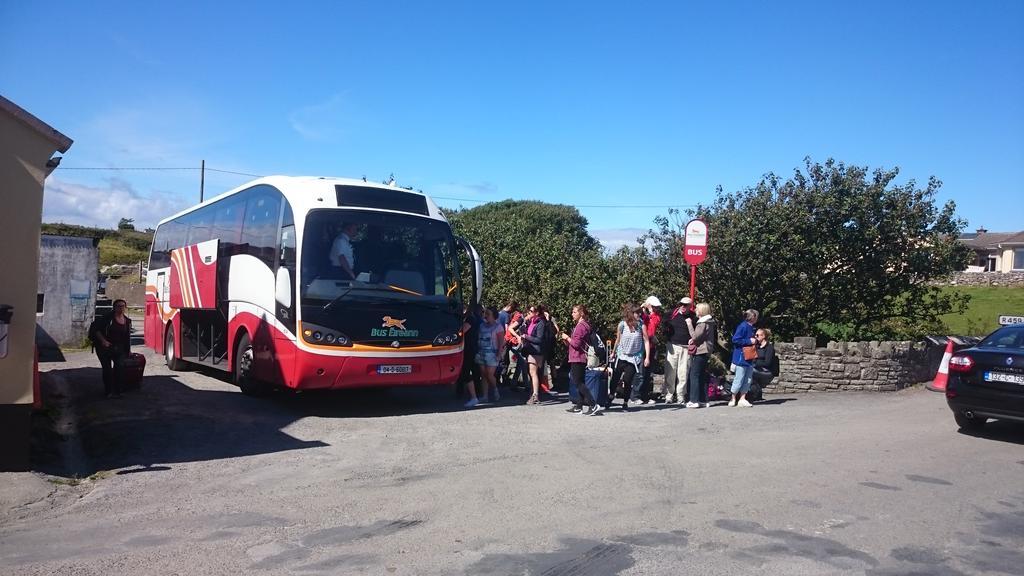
[292,350,463,390]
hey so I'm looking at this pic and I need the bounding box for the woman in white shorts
[467,307,504,408]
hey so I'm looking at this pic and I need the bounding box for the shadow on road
[32,367,329,478]
[956,420,1024,445]
[756,397,799,406]
[32,359,531,477]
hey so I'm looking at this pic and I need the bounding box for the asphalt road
[2,349,1022,575]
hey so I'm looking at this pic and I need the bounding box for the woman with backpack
[686,302,717,408]
[89,299,132,399]
[519,305,549,405]
[607,303,650,411]
[561,304,600,415]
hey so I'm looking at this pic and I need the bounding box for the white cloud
[430,181,499,201]
[590,228,647,252]
[73,99,215,168]
[288,94,351,141]
[42,177,190,230]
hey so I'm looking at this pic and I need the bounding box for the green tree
[644,158,972,341]
[117,217,135,231]
[445,200,616,333]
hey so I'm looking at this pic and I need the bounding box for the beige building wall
[0,114,58,404]
[0,96,71,471]
[999,248,1014,273]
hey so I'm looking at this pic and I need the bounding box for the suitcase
[585,368,609,407]
[121,352,146,390]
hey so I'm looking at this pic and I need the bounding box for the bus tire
[165,324,186,371]
[234,332,267,396]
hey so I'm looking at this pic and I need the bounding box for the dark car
[945,324,1024,430]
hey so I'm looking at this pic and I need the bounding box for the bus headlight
[432,330,461,346]
[302,322,353,347]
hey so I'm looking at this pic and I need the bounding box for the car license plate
[984,371,1024,385]
[377,364,412,375]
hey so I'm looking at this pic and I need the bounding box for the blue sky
[2,1,1022,249]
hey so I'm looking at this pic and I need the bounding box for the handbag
[743,345,758,362]
[687,343,698,355]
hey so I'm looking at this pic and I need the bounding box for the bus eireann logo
[382,316,407,330]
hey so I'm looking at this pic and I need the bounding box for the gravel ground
[1,348,1022,575]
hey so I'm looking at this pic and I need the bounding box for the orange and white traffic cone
[926,340,954,392]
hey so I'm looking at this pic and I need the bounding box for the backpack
[87,316,104,351]
[587,330,608,366]
[505,312,524,346]
[541,319,557,359]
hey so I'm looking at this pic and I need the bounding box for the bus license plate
[378,365,412,375]
[984,371,1024,385]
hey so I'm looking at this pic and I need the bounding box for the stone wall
[36,235,98,347]
[940,272,1024,287]
[105,278,145,308]
[765,337,963,393]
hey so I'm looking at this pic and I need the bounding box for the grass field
[939,285,1024,336]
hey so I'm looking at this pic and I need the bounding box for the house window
[1014,249,1024,271]
[36,293,44,315]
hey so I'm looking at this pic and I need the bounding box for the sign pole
[689,264,696,304]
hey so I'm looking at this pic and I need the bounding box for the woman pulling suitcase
[89,299,133,398]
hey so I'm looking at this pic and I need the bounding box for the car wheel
[234,333,267,396]
[165,325,185,371]
[954,411,987,431]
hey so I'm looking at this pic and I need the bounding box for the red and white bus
[144,176,482,394]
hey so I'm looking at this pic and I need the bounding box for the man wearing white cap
[662,296,697,403]
[638,296,664,403]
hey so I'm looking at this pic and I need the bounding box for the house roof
[960,231,1024,249]
[0,94,73,153]
[1004,231,1024,245]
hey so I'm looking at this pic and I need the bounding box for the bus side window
[213,195,244,253]
[242,188,282,267]
[279,203,295,269]
[163,219,187,257]
[186,208,213,245]
[150,226,171,269]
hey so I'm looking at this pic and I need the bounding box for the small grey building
[37,235,99,347]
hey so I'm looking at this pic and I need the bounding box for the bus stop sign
[683,219,708,265]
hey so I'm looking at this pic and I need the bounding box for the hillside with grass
[940,286,1024,336]
[41,222,153,268]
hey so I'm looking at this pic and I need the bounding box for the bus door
[455,236,483,305]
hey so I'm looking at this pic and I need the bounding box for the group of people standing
[587,297,722,412]
[460,301,562,408]
[460,296,779,413]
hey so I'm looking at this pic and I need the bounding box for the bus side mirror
[0,304,12,359]
[275,269,292,308]
[280,246,294,267]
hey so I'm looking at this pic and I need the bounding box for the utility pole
[200,159,205,202]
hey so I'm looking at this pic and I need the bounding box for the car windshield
[979,326,1024,349]
[300,209,460,307]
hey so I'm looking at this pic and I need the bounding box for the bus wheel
[234,333,266,396]
[165,325,185,371]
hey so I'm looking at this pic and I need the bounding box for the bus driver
[329,222,359,279]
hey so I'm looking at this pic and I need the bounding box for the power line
[433,195,696,209]
[55,166,695,209]
[57,166,199,171]
[58,166,263,177]
[204,167,262,177]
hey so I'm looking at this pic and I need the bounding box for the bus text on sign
[683,219,708,266]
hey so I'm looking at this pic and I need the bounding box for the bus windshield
[300,209,461,309]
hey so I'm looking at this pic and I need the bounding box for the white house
[959,228,1024,273]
